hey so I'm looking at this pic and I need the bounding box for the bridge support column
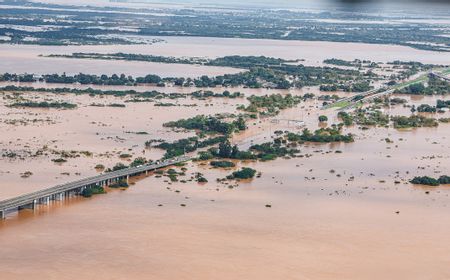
[126,175,130,183]
[0,210,5,219]
[39,197,50,205]
[18,201,36,210]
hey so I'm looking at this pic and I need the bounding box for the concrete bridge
[0,156,191,219]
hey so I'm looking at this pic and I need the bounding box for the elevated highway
[0,156,191,219]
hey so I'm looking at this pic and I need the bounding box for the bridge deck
[0,156,190,215]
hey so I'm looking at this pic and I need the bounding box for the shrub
[210,161,236,168]
[318,115,328,122]
[109,180,129,188]
[410,176,440,186]
[228,168,257,180]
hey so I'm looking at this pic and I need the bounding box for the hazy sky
[25,0,450,14]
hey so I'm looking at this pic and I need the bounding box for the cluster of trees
[210,160,236,168]
[415,104,436,113]
[81,186,106,198]
[288,127,354,143]
[43,73,137,86]
[250,141,299,161]
[338,111,354,126]
[47,52,207,65]
[216,141,257,160]
[391,115,438,129]
[9,101,77,109]
[320,81,372,93]
[352,108,390,126]
[163,115,246,135]
[48,54,288,70]
[0,73,34,82]
[109,180,130,188]
[226,168,257,180]
[105,157,149,172]
[0,85,163,98]
[238,94,303,116]
[155,136,227,158]
[437,99,450,109]
[0,54,374,90]
[397,77,450,95]
[191,90,242,99]
[410,176,450,186]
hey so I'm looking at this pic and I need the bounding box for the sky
[22,0,450,14]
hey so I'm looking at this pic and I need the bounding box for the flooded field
[0,37,448,77]
[0,29,450,279]
[0,79,449,279]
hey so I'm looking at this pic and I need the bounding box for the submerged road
[0,156,191,219]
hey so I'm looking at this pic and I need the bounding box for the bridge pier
[55,193,64,201]
[0,210,5,219]
[38,197,50,205]
[18,200,36,210]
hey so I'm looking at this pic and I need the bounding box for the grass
[328,100,351,109]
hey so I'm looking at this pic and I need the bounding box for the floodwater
[1,82,450,279]
[0,36,449,77]
[0,33,449,279]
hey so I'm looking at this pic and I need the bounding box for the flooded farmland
[0,37,449,77]
[0,2,450,279]
[0,81,449,279]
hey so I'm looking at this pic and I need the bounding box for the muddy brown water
[0,37,449,77]
[0,54,449,278]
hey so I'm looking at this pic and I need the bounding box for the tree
[318,115,328,122]
[228,168,257,179]
[234,116,247,131]
[218,140,232,158]
[230,145,240,158]
[130,157,146,167]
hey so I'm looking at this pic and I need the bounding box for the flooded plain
[0,36,449,77]
[0,80,449,279]
[0,36,450,279]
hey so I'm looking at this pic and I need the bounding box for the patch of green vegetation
[94,164,105,170]
[329,100,351,109]
[238,94,302,116]
[109,180,129,188]
[81,186,106,197]
[289,127,354,143]
[391,115,438,129]
[396,76,450,95]
[195,173,208,183]
[227,168,257,180]
[130,157,147,167]
[318,115,328,122]
[210,161,236,168]
[107,163,128,172]
[9,101,77,109]
[155,136,228,158]
[416,104,436,113]
[163,115,246,135]
[353,108,390,126]
[410,176,450,186]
